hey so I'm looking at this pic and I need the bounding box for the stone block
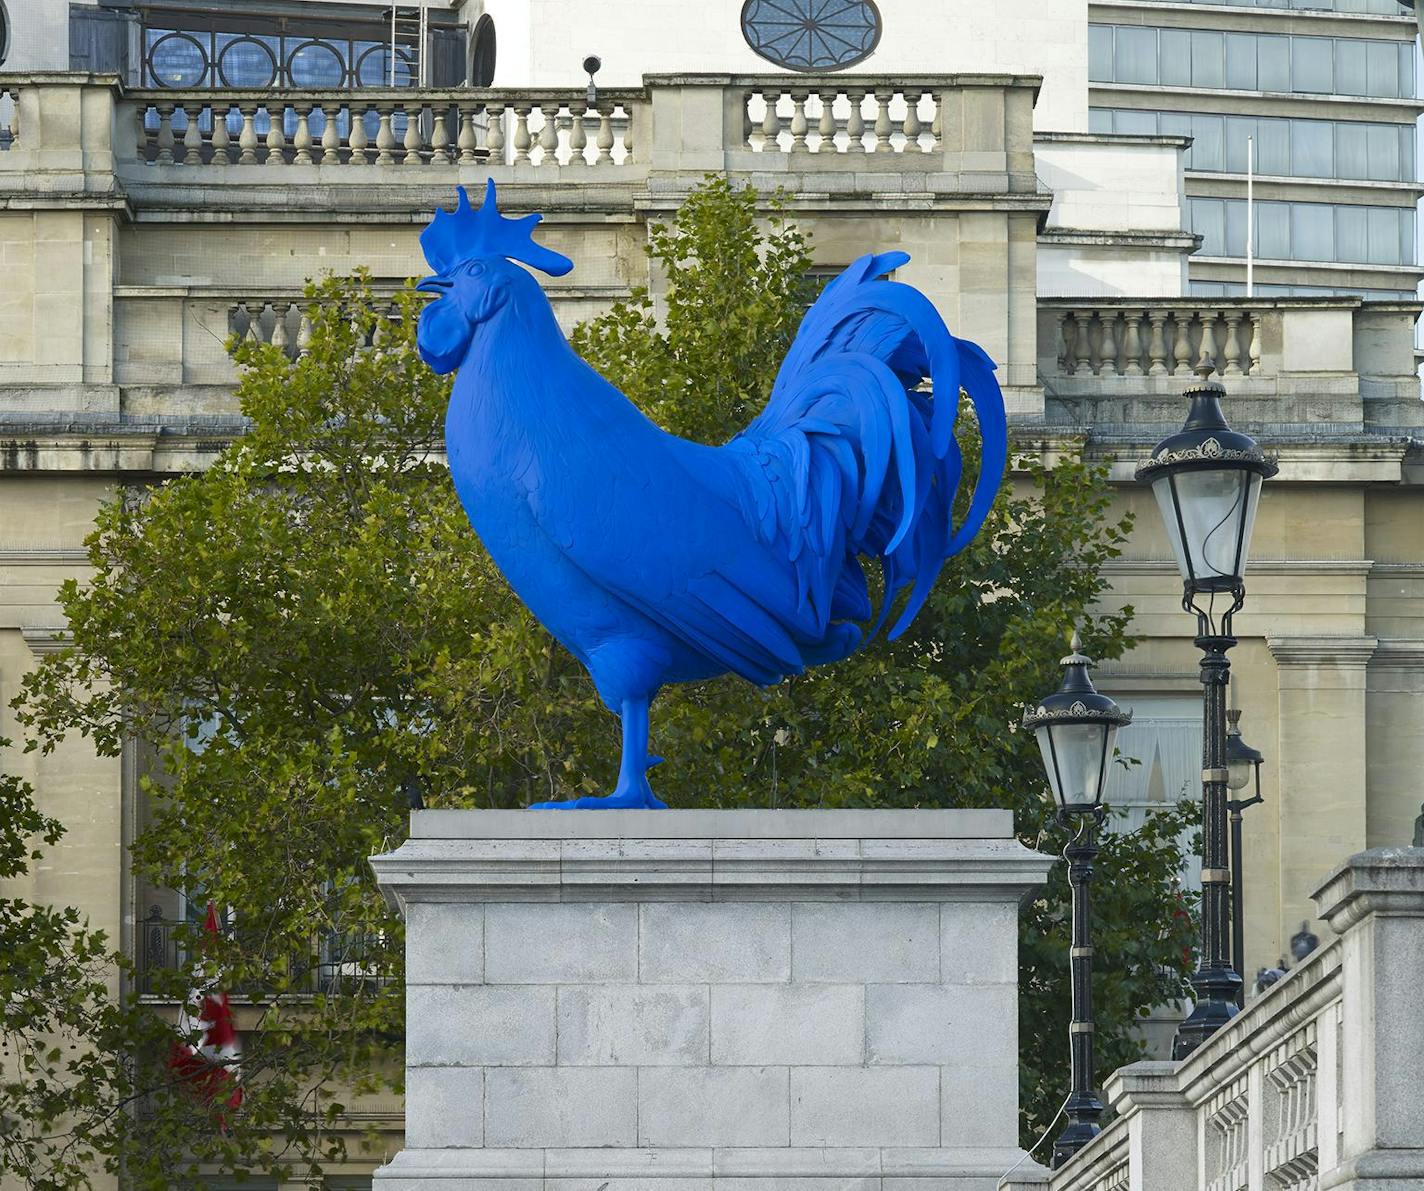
[791,903,940,983]
[403,1067,483,1148]
[940,1061,1020,1149]
[940,902,1017,985]
[406,902,482,984]
[484,902,638,983]
[639,902,790,982]
[866,984,1017,1066]
[638,1066,790,1147]
[557,984,709,1065]
[710,984,864,1066]
[485,1067,638,1148]
[789,1066,941,1147]
[406,985,556,1066]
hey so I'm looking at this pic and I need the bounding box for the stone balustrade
[1044,301,1266,381]
[130,88,641,168]
[741,80,943,155]
[1004,847,1424,1191]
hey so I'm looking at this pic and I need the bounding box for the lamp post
[1224,706,1263,1008]
[1136,379,1277,1060]
[1024,632,1132,1169]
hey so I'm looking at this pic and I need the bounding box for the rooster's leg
[529,695,667,810]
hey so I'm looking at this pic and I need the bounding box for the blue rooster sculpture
[417,181,1008,809]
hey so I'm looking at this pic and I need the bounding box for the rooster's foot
[529,786,667,811]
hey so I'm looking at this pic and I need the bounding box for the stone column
[1266,635,1377,943]
[371,808,1052,1189]
[1313,847,1424,1189]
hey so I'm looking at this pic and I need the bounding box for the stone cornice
[371,809,1051,910]
[1267,635,1379,668]
[1314,847,1424,933]
[20,627,71,655]
[1368,638,1424,669]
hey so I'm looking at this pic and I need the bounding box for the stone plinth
[370,809,1052,1190]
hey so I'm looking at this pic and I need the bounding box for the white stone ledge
[372,835,1050,908]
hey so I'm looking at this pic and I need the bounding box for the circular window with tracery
[740,0,881,72]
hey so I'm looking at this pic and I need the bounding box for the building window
[1089,24,1415,99]
[138,6,442,89]
[1153,0,1412,13]
[740,0,883,72]
[1188,196,1415,265]
[1092,108,1416,183]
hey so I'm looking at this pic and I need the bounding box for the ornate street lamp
[1224,707,1263,1008]
[1136,380,1277,1059]
[1024,632,1132,1169]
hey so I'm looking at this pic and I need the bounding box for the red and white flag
[168,902,243,1119]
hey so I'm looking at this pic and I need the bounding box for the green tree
[7,177,1194,1181]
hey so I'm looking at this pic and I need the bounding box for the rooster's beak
[416,276,453,295]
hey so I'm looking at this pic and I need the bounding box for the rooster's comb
[421,180,574,277]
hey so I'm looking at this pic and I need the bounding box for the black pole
[1052,811,1105,1168]
[1173,627,1243,1059]
[1229,800,1245,1010]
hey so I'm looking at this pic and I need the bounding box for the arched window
[471,14,496,87]
[0,2,10,68]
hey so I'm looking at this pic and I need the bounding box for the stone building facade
[0,1,1421,1186]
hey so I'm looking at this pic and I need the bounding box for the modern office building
[1088,0,1424,300]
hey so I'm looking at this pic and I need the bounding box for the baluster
[930,95,942,150]
[264,106,286,165]
[1196,309,1220,376]
[743,94,754,149]
[486,105,506,163]
[537,102,559,165]
[1248,312,1261,375]
[179,105,202,165]
[595,103,614,164]
[622,104,634,162]
[457,105,478,164]
[292,105,313,165]
[375,106,396,165]
[873,91,893,153]
[902,92,921,153]
[1222,309,1244,375]
[231,300,250,340]
[761,91,780,151]
[1147,309,1168,376]
[245,301,266,343]
[347,106,369,165]
[568,103,588,166]
[789,91,809,153]
[1170,312,1192,375]
[271,302,291,355]
[137,103,152,164]
[237,104,259,165]
[430,105,451,165]
[845,89,866,154]
[155,103,176,165]
[512,105,533,164]
[402,103,423,165]
[296,306,313,357]
[1057,313,1073,372]
[816,90,836,153]
[1072,310,1093,376]
[319,105,339,164]
[210,105,231,165]
[1097,311,1118,376]
[1122,310,1144,376]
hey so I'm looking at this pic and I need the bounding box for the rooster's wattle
[417,182,1007,808]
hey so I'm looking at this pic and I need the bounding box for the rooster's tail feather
[732,252,1008,646]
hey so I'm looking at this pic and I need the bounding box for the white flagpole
[1246,136,1255,298]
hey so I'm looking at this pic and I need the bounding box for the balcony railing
[131,88,641,169]
[137,906,391,998]
[1005,848,1423,1191]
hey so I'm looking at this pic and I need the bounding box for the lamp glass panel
[1155,468,1260,587]
[1227,753,1253,790]
[1041,721,1113,811]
